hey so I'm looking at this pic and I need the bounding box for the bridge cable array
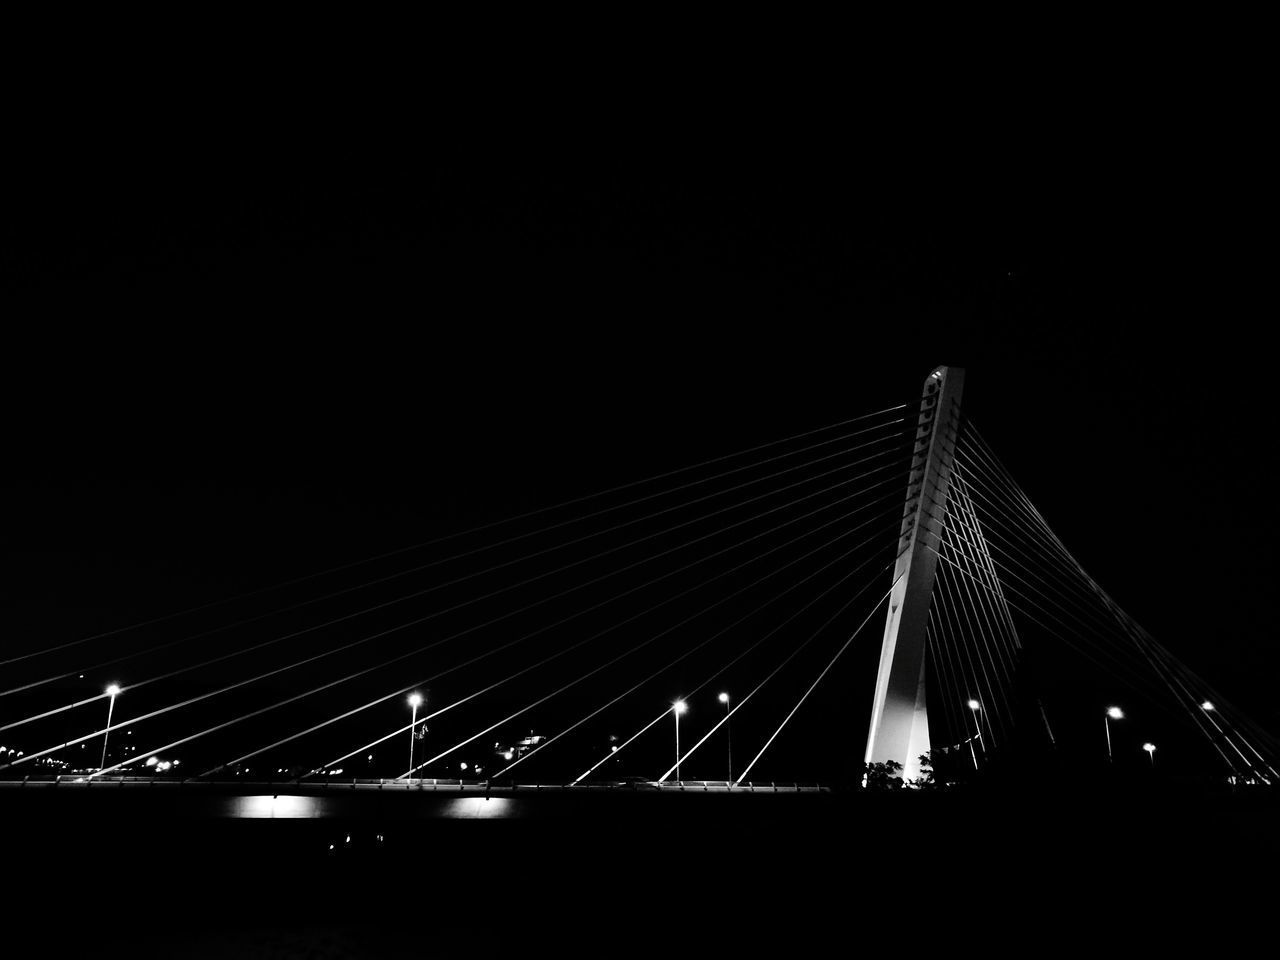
[929,418,1278,781]
[5,396,1274,786]
[2,403,916,784]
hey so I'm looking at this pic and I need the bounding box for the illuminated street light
[1200,701,1215,712]
[1143,742,1157,767]
[673,700,688,782]
[718,692,733,783]
[1105,706,1124,763]
[99,684,121,773]
[965,699,981,769]
[407,693,424,781]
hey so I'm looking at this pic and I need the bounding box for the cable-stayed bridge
[2,367,1276,806]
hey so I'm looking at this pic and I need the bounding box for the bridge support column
[864,366,964,783]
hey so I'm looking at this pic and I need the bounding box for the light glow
[673,700,688,715]
[407,693,423,708]
[235,795,319,819]
[966,699,980,711]
[718,692,730,704]
[105,684,122,697]
[1107,706,1124,720]
[1201,701,1215,711]
[446,797,512,818]
[1142,743,1156,754]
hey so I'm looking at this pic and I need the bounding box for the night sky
[5,129,1275,784]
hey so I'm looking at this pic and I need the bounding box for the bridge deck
[0,776,826,794]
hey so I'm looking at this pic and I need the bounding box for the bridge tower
[864,365,964,782]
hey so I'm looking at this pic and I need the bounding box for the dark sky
[4,120,1274,780]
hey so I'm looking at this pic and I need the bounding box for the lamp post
[673,700,688,781]
[1105,706,1123,762]
[966,699,981,769]
[99,684,121,773]
[1143,742,1156,768]
[718,692,732,783]
[407,693,423,781]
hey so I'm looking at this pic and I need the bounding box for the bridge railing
[0,775,830,794]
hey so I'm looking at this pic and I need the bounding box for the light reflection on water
[227,793,517,818]
[445,796,512,818]
[234,795,321,818]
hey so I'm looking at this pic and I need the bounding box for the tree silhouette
[861,760,904,790]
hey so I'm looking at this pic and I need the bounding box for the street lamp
[99,684,121,773]
[718,692,732,783]
[1200,701,1215,712]
[407,693,423,780]
[1105,706,1123,763]
[1143,742,1156,767]
[673,700,688,781]
[965,699,981,769]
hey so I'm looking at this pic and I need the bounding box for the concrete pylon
[863,366,964,783]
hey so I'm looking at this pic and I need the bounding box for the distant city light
[1107,706,1124,720]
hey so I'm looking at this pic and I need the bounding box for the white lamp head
[673,700,688,715]
[1107,706,1124,720]
[407,693,423,709]
[966,699,980,711]
[105,684,122,697]
[718,692,730,704]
